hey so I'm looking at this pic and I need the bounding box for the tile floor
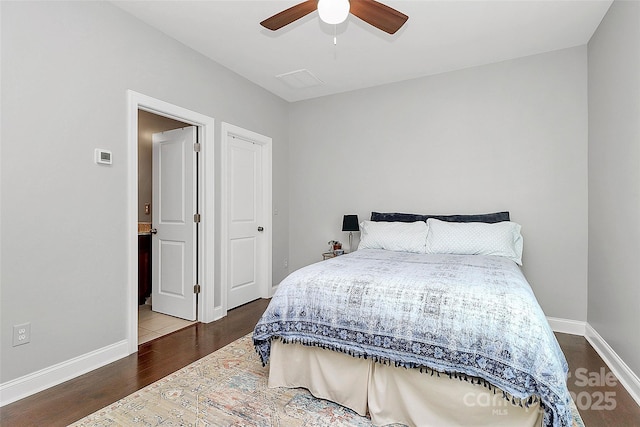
[138,304,196,345]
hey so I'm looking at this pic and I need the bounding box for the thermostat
[95,149,112,165]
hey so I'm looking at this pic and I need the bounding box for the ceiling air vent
[276,69,324,89]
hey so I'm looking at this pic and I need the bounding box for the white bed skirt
[269,340,542,427]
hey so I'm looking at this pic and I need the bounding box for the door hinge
[194,284,201,294]
[194,213,201,223]
[194,142,201,152]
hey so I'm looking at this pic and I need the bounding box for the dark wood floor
[1,298,639,426]
[556,333,640,426]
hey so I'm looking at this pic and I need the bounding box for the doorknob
[150,228,158,234]
[257,226,264,232]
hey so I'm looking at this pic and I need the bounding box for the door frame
[127,90,215,355]
[220,122,273,318]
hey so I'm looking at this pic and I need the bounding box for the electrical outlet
[283,258,288,269]
[13,323,31,347]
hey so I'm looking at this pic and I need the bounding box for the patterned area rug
[72,334,585,427]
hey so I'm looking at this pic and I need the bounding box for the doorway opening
[137,110,196,344]
[127,90,216,355]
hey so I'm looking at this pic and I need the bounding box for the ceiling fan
[260,0,409,35]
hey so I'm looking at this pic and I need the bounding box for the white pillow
[358,220,428,253]
[425,218,523,265]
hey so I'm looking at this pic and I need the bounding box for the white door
[151,126,197,321]
[227,136,264,309]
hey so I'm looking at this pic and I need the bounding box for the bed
[253,212,572,427]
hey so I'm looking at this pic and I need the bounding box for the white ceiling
[113,0,612,102]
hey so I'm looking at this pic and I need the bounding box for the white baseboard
[211,306,226,323]
[585,323,640,407]
[0,339,129,407]
[547,316,586,336]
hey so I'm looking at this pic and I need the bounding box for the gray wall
[289,47,589,321]
[587,0,640,375]
[0,1,289,382]
[4,0,639,397]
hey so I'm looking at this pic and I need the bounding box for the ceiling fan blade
[349,0,408,34]
[260,1,318,31]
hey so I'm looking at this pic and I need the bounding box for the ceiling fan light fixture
[317,0,350,25]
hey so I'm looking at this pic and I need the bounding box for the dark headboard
[370,211,510,223]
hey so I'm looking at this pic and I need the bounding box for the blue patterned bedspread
[253,249,572,427]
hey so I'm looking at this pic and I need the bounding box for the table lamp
[342,214,359,253]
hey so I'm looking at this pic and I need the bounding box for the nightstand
[322,252,336,260]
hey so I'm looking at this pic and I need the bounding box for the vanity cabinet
[138,234,152,305]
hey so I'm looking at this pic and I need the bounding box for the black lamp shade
[342,215,359,232]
